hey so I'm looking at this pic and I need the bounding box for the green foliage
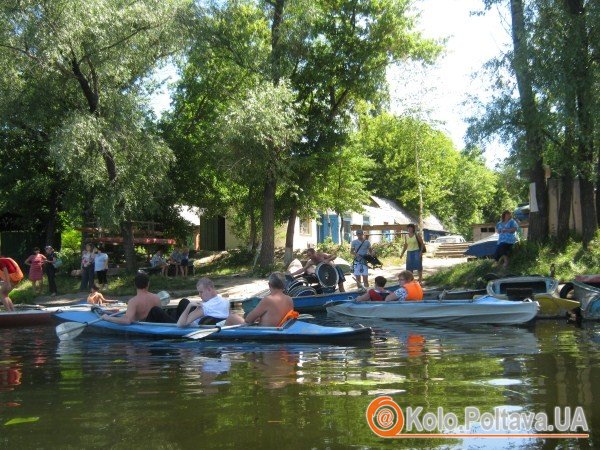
[371,239,402,258]
[316,238,352,261]
[61,228,82,252]
[0,0,190,237]
[353,111,505,236]
[57,248,81,273]
[428,232,600,289]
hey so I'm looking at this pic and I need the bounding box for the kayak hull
[53,311,372,342]
[0,304,100,328]
[326,295,539,325]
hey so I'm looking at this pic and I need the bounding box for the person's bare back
[127,291,161,322]
[246,291,293,327]
[102,272,161,325]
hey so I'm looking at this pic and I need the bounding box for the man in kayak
[385,270,424,302]
[355,276,390,302]
[289,248,346,292]
[227,272,294,327]
[101,272,161,324]
[176,278,230,326]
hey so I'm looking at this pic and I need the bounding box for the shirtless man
[101,272,161,324]
[289,248,346,293]
[227,272,294,327]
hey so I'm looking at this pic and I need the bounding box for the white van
[433,235,466,244]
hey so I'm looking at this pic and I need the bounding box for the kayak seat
[506,287,534,301]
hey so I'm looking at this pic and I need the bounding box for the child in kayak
[355,276,390,302]
[385,270,424,302]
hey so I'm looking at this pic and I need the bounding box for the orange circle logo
[366,396,404,437]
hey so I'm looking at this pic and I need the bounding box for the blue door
[318,214,340,244]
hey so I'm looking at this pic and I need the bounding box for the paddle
[157,291,171,307]
[55,310,123,341]
[184,324,245,340]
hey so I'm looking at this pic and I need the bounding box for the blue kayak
[54,310,372,342]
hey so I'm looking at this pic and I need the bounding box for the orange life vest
[404,280,424,301]
[278,310,300,327]
[0,258,24,284]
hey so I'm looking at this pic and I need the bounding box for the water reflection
[0,321,599,448]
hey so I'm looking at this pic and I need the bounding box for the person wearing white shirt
[94,247,109,290]
[177,278,230,327]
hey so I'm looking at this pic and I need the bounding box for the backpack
[52,254,63,269]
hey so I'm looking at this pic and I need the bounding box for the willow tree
[0,0,190,270]
[215,81,302,269]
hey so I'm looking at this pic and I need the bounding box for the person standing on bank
[24,247,46,295]
[94,246,109,290]
[44,246,58,297]
[350,229,372,290]
[494,210,519,268]
[399,224,426,284]
[80,243,95,291]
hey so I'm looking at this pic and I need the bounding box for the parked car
[433,235,466,244]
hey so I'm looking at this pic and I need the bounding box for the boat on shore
[325,295,539,325]
[0,304,105,327]
[486,276,580,318]
[572,281,600,320]
[53,310,372,342]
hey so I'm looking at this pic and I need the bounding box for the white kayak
[325,295,539,325]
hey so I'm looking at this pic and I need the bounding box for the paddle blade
[56,322,87,341]
[184,327,220,340]
[157,291,170,306]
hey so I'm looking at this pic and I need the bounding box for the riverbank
[34,256,469,307]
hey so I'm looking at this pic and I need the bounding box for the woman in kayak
[226,272,294,327]
[385,270,423,302]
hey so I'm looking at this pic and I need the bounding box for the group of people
[102,271,294,328]
[21,246,60,296]
[150,246,190,277]
[79,243,109,292]
[289,223,427,294]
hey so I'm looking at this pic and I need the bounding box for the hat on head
[356,229,364,235]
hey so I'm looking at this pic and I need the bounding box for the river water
[0,315,598,449]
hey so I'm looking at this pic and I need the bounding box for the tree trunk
[119,221,137,273]
[284,204,298,267]
[270,0,285,85]
[510,0,548,242]
[258,174,276,270]
[564,0,597,243]
[557,175,573,243]
[249,207,258,252]
[45,187,58,246]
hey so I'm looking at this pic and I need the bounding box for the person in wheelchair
[288,248,346,292]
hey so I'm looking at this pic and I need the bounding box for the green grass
[9,258,256,305]
[426,233,600,289]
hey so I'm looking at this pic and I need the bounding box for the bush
[371,239,402,258]
[316,238,352,261]
[57,247,81,273]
